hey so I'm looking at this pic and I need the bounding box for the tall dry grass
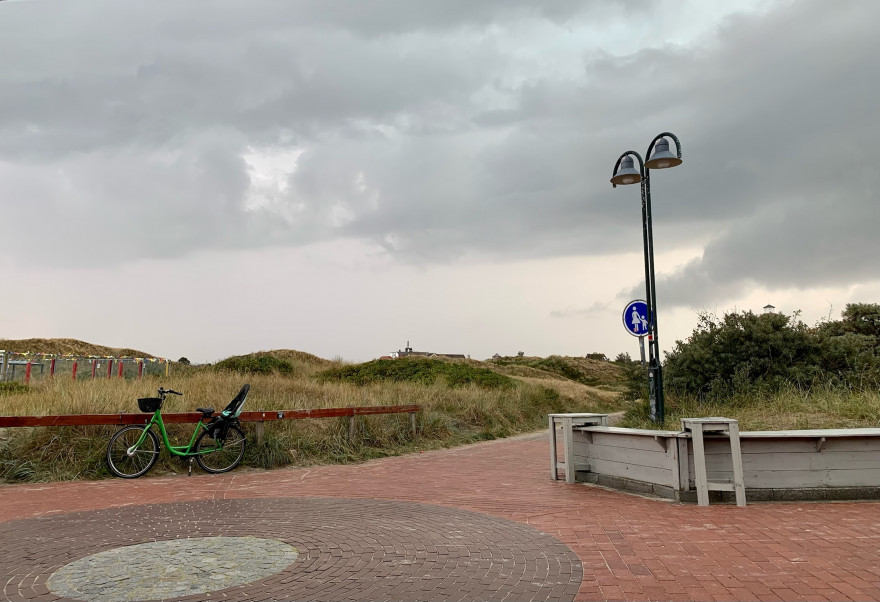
[0,369,610,483]
[620,382,880,431]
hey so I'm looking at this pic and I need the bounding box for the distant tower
[763,304,776,314]
[405,341,412,353]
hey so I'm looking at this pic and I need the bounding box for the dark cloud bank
[0,0,878,307]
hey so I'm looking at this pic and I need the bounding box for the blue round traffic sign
[622,300,651,337]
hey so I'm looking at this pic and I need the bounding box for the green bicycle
[106,384,250,478]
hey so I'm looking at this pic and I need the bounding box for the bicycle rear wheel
[107,425,160,478]
[195,425,246,474]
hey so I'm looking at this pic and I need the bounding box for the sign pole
[622,299,659,421]
[638,336,646,367]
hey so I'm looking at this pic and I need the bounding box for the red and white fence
[0,351,170,384]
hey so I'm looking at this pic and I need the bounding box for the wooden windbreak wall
[572,425,880,494]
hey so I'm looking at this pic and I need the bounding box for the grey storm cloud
[1,0,878,308]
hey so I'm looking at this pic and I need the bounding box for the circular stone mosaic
[47,536,298,601]
[2,498,581,601]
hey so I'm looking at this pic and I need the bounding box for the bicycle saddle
[196,407,215,417]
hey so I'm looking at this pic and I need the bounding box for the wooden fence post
[71,360,78,380]
[117,360,124,379]
[410,412,417,437]
[25,362,32,384]
[255,413,265,445]
[107,359,113,380]
[1,351,8,382]
[138,361,143,379]
[50,358,56,378]
[348,415,356,442]
[91,360,97,379]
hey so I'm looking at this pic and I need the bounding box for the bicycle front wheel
[195,425,246,474]
[107,425,160,478]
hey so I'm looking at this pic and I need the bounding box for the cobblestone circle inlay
[3,497,581,601]
[47,536,299,601]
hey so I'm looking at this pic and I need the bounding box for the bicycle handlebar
[157,388,183,396]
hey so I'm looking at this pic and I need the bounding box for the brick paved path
[2,432,880,601]
[4,498,580,601]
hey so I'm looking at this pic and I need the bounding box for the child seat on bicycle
[205,384,250,440]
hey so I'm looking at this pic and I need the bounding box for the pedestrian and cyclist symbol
[622,300,650,337]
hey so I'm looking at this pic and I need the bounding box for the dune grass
[318,358,515,389]
[489,355,623,387]
[0,366,607,483]
[5,347,879,484]
[619,382,880,431]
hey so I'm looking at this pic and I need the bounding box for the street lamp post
[611,132,682,423]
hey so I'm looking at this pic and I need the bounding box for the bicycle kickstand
[187,457,193,477]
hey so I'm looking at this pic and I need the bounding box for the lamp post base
[648,365,660,423]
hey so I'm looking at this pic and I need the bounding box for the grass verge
[0,368,612,483]
[619,383,880,431]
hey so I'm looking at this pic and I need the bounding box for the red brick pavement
[5,497,582,602]
[3,432,880,601]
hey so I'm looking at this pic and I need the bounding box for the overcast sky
[2,0,879,363]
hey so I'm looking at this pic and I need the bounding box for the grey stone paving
[47,537,298,601]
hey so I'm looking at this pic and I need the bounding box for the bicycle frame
[127,409,213,457]
[107,385,249,479]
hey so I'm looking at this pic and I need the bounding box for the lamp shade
[610,155,642,186]
[645,138,682,169]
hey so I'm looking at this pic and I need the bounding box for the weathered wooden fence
[0,404,420,444]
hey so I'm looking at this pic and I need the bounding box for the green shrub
[533,356,600,386]
[317,358,515,389]
[215,355,294,375]
[615,356,649,402]
[613,352,632,364]
[663,310,821,399]
[0,382,29,395]
[664,304,880,401]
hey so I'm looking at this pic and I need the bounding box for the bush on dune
[318,358,515,389]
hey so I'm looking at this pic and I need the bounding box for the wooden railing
[0,404,421,443]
